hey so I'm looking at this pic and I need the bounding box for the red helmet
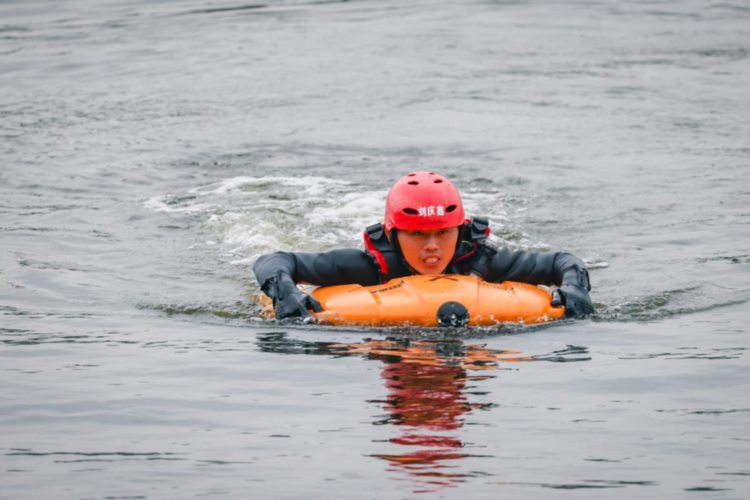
[384,171,465,232]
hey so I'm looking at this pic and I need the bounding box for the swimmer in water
[254,171,593,320]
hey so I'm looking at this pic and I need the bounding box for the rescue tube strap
[468,217,490,242]
[452,217,492,271]
[363,223,390,276]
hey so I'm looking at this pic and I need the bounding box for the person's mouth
[422,255,441,267]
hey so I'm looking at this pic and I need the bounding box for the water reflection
[256,332,589,493]
[370,354,479,492]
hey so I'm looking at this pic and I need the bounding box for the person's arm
[486,249,593,317]
[253,249,380,320]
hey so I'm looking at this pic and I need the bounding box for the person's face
[396,227,460,274]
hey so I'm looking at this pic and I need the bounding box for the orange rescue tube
[310,275,565,327]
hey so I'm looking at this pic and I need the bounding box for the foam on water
[193,175,351,196]
[145,174,524,264]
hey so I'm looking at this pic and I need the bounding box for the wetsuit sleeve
[485,249,590,288]
[253,249,382,294]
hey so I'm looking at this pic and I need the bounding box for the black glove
[552,267,594,318]
[264,271,323,321]
[552,284,594,318]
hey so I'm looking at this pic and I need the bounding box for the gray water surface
[2,0,749,498]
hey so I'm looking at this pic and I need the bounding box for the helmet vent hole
[407,173,416,177]
[434,179,443,184]
[407,181,419,185]
[403,208,419,215]
[445,205,457,213]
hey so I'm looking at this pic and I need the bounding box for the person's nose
[423,234,439,251]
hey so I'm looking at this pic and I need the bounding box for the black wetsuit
[253,245,590,293]
[254,215,594,319]
[253,219,593,319]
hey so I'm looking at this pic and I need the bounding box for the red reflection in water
[374,360,471,492]
[349,340,522,493]
[258,333,587,493]
[381,362,469,430]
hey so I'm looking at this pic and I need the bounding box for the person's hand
[552,284,594,318]
[268,271,323,321]
[275,289,322,321]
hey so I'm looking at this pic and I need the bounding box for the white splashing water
[144,175,531,264]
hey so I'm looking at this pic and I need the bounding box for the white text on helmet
[417,205,445,217]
